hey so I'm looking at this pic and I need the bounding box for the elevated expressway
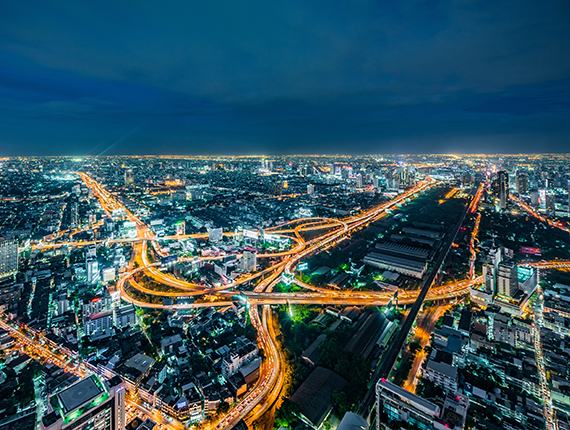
[77,173,474,429]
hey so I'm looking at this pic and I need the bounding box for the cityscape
[2,2,570,430]
[0,155,569,430]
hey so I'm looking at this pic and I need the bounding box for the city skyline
[1,1,570,155]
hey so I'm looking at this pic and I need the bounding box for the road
[16,172,570,429]
[64,174,444,428]
[359,185,475,417]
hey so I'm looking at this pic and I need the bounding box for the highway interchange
[15,172,570,430]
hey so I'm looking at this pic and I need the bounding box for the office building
[531,190,539,207]
[42,375,126,430]
[71,200,79,228]
[545,192,555,215]
[496,170,509,210]
[482,247,502,296]
[515,172,528,194]
[85,311,114,336]
[423,359,458,393]
[241,249,257,272]
[497,260,518,298]
[114,304,137,329]
[125,169,134,187]
[0,239,18,279]
[87,258,99,284]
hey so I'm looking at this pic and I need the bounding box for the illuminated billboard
[521,246,542,256]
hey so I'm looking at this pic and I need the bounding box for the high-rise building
[356,174,364,188]
[328,163,336,176]
[241,249,257,272]
[42,375,126,430]
[497,171,509,210]
[545,193,555,216]
[497,260,518,298]
[87,258,100,284]
[0,239,18,279]
[124,169,134,187]
[515,172,528,195]
[71,200,79,229]
[482,247,502,297]
[531,190,539,207]
[307,184,315,195]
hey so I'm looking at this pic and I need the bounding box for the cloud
[0,0,569,155]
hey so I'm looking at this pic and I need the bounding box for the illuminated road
[77,173,441,428]
[0,316,181,429]
[21,172,570,429]
[510,194,570,235]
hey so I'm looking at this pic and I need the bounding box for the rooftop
[57,375,106,415]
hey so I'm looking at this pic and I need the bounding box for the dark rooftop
[57,375,105,414]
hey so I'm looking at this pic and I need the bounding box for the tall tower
[516,172,528,195]
[0,239,18,279]
[497,171,508,211]
[124,169,134,188]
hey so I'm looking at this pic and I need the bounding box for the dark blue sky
[1,1,570,155]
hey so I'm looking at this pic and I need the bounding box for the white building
[84,311,114,336]
[241,249,257,272]
[423,359,458,394]
[114,305,137,329]
[102,267,116,282]
[86,259,99,284]
[208,227,223,243]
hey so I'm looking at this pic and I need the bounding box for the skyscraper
[545,193,555,216]
[0,239,18,279]
[241,248,257,271]
[124,169,134,187]
[42,375,126,430]
[493,171,509,210]
[496,260,518,298]
[515,172,528,194]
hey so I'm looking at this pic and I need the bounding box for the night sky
[1,1,570,156]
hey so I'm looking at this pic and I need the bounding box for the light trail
[78,174,441,428]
